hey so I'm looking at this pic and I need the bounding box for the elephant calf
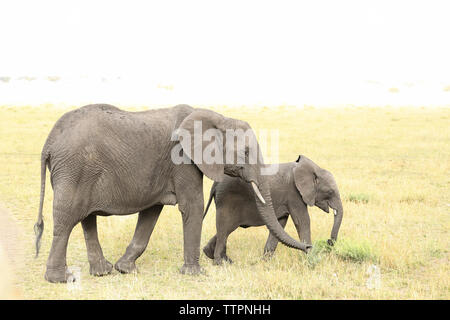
[203,155,343,265]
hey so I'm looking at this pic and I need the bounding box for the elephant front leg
[115,205,163,274]
[179,201,205,275]
[263,215,288,259]
[174,165,205,275]
[290,205,312,248]
[81,214,113,276]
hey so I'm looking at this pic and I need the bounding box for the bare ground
[0,204,23,298]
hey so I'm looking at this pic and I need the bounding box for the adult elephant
[34,104,310,283]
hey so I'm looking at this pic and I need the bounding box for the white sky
[0,0,449,106]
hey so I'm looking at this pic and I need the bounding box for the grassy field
[0,104,448,299]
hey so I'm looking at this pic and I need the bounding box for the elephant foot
[223,255,233,264]
[262,250,275,260]
[114,259,137,274]
[180,263,205,275]
[213,256,233,266]
[90,259,113,276]
[45,265,73,283]
[213,258,223,266]
[202,245,214,260]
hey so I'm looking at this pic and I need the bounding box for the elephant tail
[203,182,217,220]
[34,150,49,258]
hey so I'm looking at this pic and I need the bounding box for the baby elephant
[203,155,343,265]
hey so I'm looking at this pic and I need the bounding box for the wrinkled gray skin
[34,104,310,283]
[203,155,343,265]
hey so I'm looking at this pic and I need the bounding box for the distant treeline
[0,76,61,83]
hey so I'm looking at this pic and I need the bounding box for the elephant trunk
[328,198,343,245]
[253,178,311,252]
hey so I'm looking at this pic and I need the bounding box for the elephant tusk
[333,209,337,216]
[251,182,266,204]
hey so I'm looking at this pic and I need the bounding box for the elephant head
[293,155,343,246]
[174,109,310,252]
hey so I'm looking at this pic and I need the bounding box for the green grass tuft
[333,239,378,263]
[306,239,377,267]
[346,193,370,204]
[305,239,333,268]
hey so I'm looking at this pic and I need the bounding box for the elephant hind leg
[204,234,233,264]
[212,205,239,265]
[45,230,74,283]
[203,235,216,260]
[213,227,235,265]
[263,215,289,259]
[45,184,100,283]
[115,205,163,274]
[45,204,80,283]
[81,214,113,276]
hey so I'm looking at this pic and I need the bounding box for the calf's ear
[293,159,317,206]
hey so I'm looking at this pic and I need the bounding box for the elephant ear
[176,109,225,182]
[293,156,317,206]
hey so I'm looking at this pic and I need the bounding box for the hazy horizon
[1,0,449,107]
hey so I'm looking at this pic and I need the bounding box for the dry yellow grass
[0,105,448,299]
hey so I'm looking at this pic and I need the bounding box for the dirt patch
[0,204,23,298]
[0,205,22,264]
